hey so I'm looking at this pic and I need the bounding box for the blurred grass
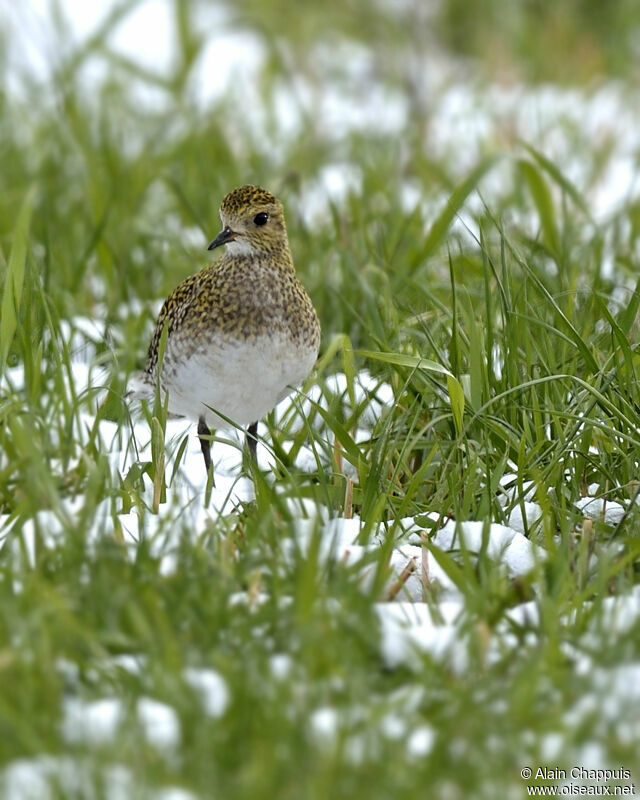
[1,0,640,797]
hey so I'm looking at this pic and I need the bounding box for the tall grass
[1,1,640,797]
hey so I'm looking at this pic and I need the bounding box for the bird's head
[208,185,289,257]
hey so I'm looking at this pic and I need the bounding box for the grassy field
[2,1,640,797]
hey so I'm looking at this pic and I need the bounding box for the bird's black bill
[207,226,236,250]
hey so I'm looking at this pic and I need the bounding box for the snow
[407,725,436,758]
[1,757,82,800]
[156,790,199,800]
[431,520,545,577]
[4,317,638,685]
[5,1,640,228]
[136,697,181,751]
[309,707,340,741]
[0,756,198,800]
[60,694,185,754]
[3,0,640,776]
[269,653,294,680]
[375,601,466,671]
[589,586,640,636]
[575,496,626,525]
[105,654,147,675]
[183,668,230,718]
[506,501,543,535]
[62,697,123,746]
[379,713,406,740]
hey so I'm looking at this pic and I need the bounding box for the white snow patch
[432,520,544,577]
[309,707,340,742]
[575,496,626,525]
[407,725,436,758]
[506,502,543,535]
[0,755,192,800]
[105,654,147,675]
[380,713,406,740]
[184,668,230,718]
[593,586,640,635]
[155,789,199,800]
[1,757,92,800]
[61,697,123,746]
[269,653,293,681]
[375,601,465,670]
[136,697,181,751]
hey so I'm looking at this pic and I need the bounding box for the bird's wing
[145,272,202,372]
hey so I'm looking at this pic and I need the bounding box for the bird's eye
[253,212,269,226]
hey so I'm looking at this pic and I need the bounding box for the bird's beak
[207,226,237,250]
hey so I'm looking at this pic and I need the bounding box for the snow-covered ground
[2,1,640,793]
[5,2,640,228]
[0,315,634,668]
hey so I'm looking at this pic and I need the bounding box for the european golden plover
[130,185,321,472]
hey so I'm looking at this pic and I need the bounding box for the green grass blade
[0,187,35,372]
[519,141,594,222]
[358,349,453,377]
[617,276,640,336]
[359,349,465,434]
[447,373,465,435]
[411,156,500,266]
[507,247,599,374]
[517,158,559,256]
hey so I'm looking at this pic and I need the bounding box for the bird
[129,184,321,473]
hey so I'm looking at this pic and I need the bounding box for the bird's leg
[198,416,212,473]
[246,421,258,462]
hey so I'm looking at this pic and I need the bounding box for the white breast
[162,334,317,428]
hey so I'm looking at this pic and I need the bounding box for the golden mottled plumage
[131,184,321,471]
[146,186,318,370]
